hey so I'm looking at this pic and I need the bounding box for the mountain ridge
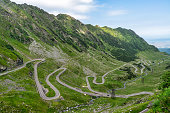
[159,48,170,54]
[0,0,158,63]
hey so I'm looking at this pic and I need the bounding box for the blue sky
[11,0,170,48]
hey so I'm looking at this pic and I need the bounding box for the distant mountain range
[159,48,170,54]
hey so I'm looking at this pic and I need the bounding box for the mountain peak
[56,13,76,20]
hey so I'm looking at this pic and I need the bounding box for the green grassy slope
[0,0,158,62]
[0,0,169,112]
[0,37,23,72]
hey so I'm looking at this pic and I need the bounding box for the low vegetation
[0,0,169,112]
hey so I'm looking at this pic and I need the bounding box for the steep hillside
[0,38,23,72]
[0,0,158,62]
[86,25,158,61]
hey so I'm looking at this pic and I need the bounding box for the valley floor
[0,50,169,112]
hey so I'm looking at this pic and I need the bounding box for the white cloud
[66,13,89,20]
[50,11,88,20]
[108,10,127,16]
[79,0,93,4]
[150,41,170,48]
[11,0,95,20]
[135,26,170,38]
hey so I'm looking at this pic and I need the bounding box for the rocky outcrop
[0,66,7,72]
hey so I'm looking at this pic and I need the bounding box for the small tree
[111,89,116,98]
[141,77,144,84]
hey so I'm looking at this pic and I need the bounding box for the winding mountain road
[34,59,61,100]
[115,71,148,91]
[92,64,127,85]
[141,64,145,74]
[56,67,153,98]
[84,62,153,98]
[0,59,153,100]
[131,64,138,73]
[0,59,42,76]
